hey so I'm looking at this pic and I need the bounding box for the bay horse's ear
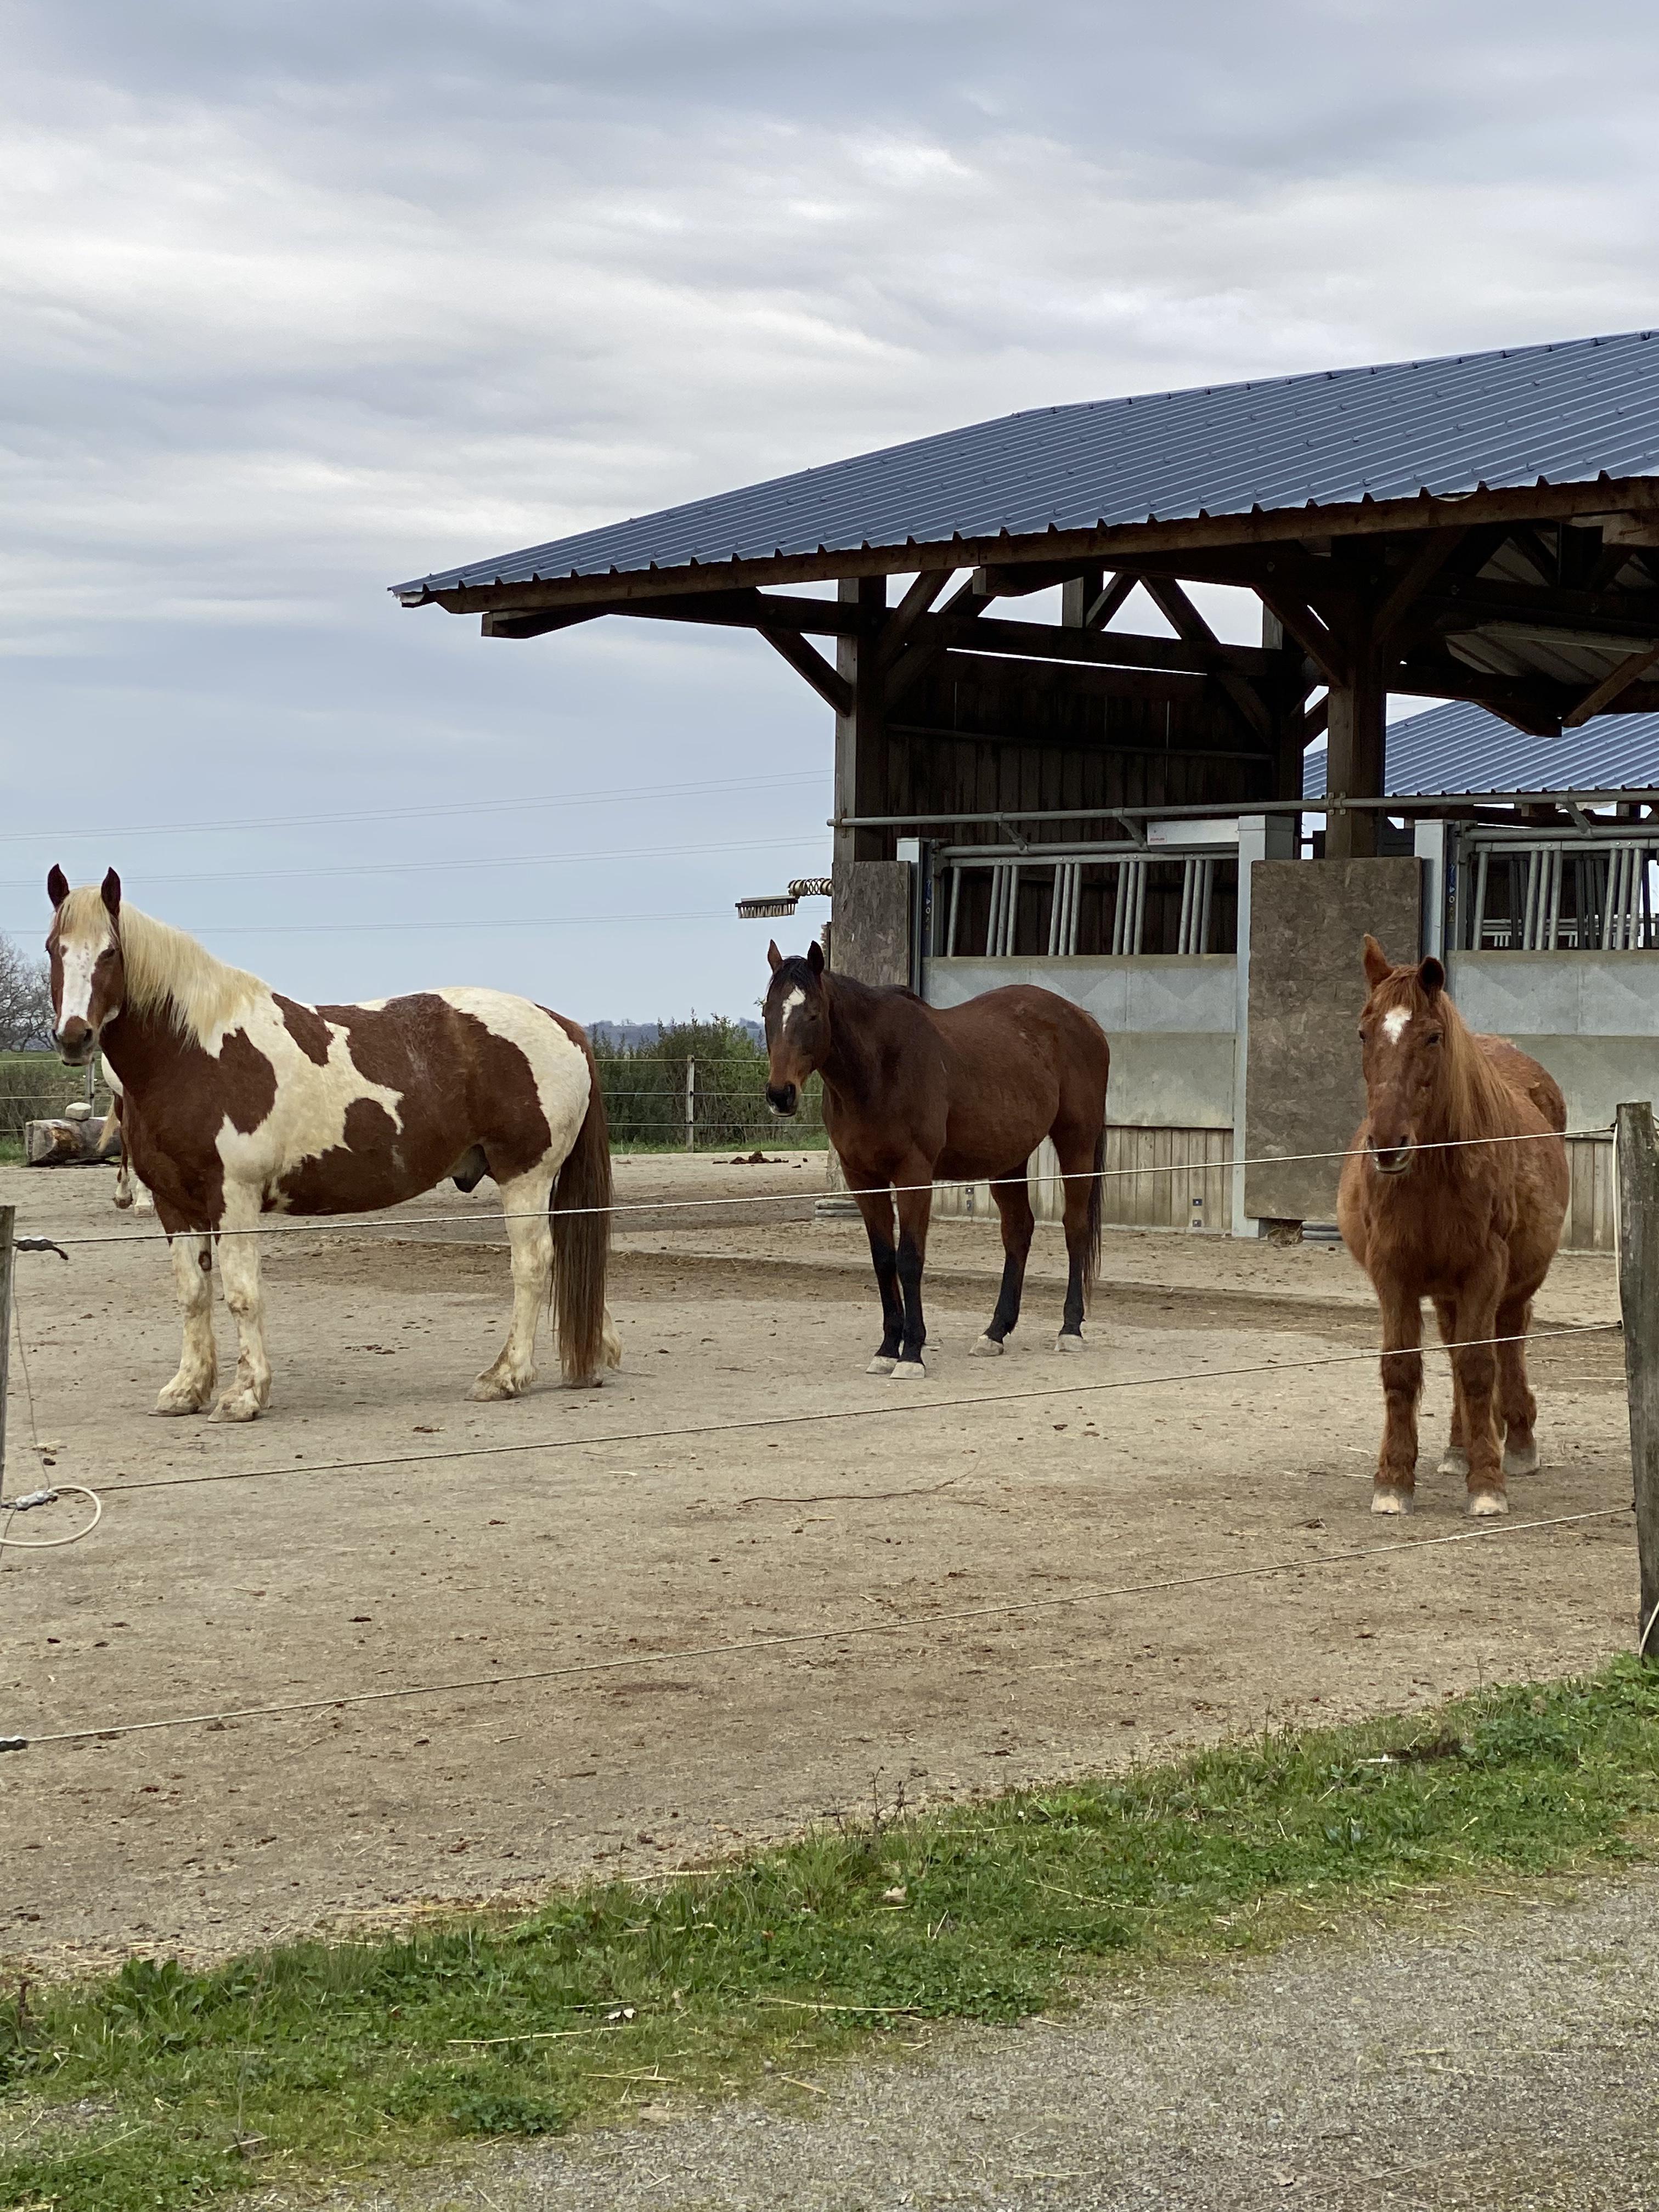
[47,864,69,910]
[766,940,783,973]
[806,939,825,977]
[100,868,122,921]
[1420,955,1446,1001]
[1361,934,1392,990]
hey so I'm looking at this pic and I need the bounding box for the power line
[5,1504,1627,1754]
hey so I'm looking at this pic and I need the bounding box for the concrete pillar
[1232,811,1299,1237]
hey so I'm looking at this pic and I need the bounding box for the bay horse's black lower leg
[1055,1122,1104,1350]
[893,1168,934,1376]
[981,1171,1035,1348]
[853,1184,904,1370]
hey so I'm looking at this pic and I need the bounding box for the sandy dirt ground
[0,1151,1635,1977]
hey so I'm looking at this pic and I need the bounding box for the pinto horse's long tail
[1084,1122,1105,1312]
[551,1034,613,1385]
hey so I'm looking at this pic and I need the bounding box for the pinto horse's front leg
[212,1188,273,1422]
[471,1167,556,1399]
[851,1177,904,1375]
[155,1228,217,1415]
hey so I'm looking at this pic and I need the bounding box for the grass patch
[6,1660,1659,2208]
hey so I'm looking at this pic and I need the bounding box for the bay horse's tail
[1084,1122,1105,1310]
[551,1031,613,1385]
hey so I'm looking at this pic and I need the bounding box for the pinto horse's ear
[806,939,825,976]
[766,939,783,973]
[47,865,70,910]
[100,868,122,921]
[1419,955,1445,1001]
[1361,934,1392,989]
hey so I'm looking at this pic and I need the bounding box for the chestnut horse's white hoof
[1468,1487,1509,1517]
[1503,1438,1539,1477]
[891,1358,928,1381]
[971,1334,1005,1357]
[1437,1446,1470,1480]
[1056,1331,1086,1354]
[1371,1485,1413,1516]
[866,1354,898,1376]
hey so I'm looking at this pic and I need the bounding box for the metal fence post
[1616,1102,1659,1659]
[685,1058,696,1153]
[0,1204,13,1495]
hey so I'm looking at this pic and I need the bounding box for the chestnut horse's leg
[1452,1246,1510,1514]
[1432,1295,1470,1480]
[891,1155,935,1380]
[154,1220,217,1417]
[1372,1284,1424,1515]
[212,1185,273,1422]
[851,1178,904,1375]
[1496,1293,1540,1476]
[974,1167,1034,1356]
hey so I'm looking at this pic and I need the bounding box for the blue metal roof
[395,330,1659,600]
[1304,699,1659,799]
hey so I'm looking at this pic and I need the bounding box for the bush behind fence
[592,1020,825,1150]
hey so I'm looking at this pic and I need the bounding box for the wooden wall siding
[932,1127,1235,1233]
[1565,1134,1617,1252]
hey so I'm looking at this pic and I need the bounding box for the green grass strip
[5,1657,1659,2210]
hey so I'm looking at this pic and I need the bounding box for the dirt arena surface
[0,1151,1635,1977]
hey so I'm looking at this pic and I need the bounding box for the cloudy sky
[5,1,1657,1022]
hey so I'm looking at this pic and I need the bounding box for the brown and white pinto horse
[1338,935,1568,1518]
[763,941,1110,1376]
[47,868,620,1421]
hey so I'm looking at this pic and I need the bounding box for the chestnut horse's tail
[1084,1122,1105,1308]
[551,1034,613,1385]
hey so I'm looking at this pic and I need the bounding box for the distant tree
[0,935,55,1051]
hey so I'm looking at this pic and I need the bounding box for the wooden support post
[1323,625,1386,861]
[0,1204,13,1497]
[833,576,889,868]
[1616,1101,1659,1658]
[1060,567,1103,628]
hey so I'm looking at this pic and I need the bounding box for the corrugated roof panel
[1304,700,1659,798]
[394,330,1659,599]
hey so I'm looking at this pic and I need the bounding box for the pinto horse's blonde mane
[1370,962,1518,1142]
[58,887,264,1045]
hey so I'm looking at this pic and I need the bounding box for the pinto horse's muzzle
[55,1017,96,1067]
[766,1081,799,1117]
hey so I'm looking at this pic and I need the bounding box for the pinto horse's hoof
[891,1358,928,1381]
[866,1355,898,1376]
[971,1335,1005,1358]
[1502,1438,1539,1477]
[1468,1487,1510,1517]
[210,1390,263,1424]
[1370,1485,1413,1515]
[1437,1446,1470,1480]
[470,1368,534,1402]
[1056,1331,1087,1354]
[154,1384,213,1418]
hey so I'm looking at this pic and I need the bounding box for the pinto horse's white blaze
[56,918,111,1034]
[1381,1007,1412,1044]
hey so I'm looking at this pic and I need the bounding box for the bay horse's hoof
[1502,1438,1539,1477]
[971,1335,1005,1358]
[1436,1446,1470,1480]
[1468,1488,1510,1517]
[865,1355,898,1376]
[891,1358,928,1381]
[1370,1485,1413,1515]
[1056,1331,1086,1354]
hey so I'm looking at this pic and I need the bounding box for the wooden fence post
[685,1058,696,1153]
[1615,1102,1659,1658]
[0,1204,14,1496]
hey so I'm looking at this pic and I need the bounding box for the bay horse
[763,940,1110,1376]
[1337,934,1568,1517]
[46,868,620,1421]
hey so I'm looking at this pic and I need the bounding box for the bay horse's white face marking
[763,939,828,1116]
[779,987,806,1027]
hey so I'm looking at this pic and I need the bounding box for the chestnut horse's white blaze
[45,868,619,1424]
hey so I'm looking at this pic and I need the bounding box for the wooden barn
[393,331,1659,1245]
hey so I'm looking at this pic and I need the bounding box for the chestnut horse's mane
[58,886,264,1047]
[1370,963,1519,1142]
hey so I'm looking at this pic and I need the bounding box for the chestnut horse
[1338,935,1568,1517]
[47,868,619,1421]
[763,941,1110,1376]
